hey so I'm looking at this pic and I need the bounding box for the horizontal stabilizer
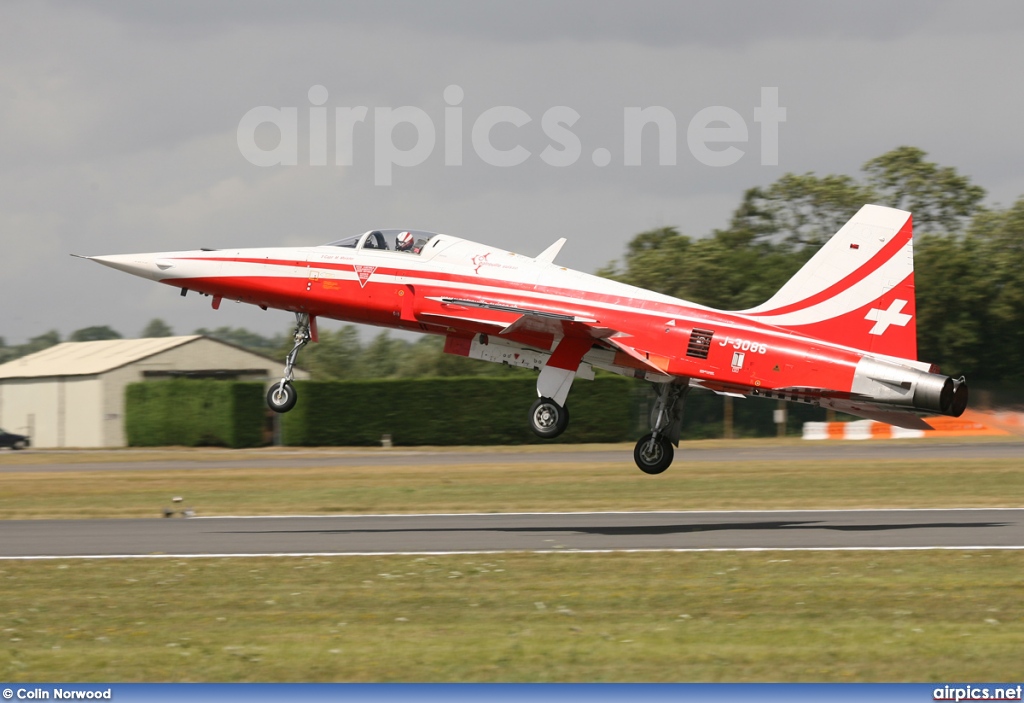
[823,399,934,430]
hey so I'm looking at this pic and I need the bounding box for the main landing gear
[634,433,673,475]
[529,397,569,439]
[633,383,688,475]
[267,312,312,414]
[528,381,688,474]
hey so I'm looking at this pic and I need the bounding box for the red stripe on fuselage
[169,267,872,394]
[175,255,730,321]
[171,256,842,344]
[169,255,880,363]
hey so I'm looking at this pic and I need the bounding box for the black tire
[11,440,26,451]
[267,381,298,413]
[633,433,673,474]
[529,397,569,439]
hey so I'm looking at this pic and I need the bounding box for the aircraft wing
[603,337,674,376]
[427,297,595,323]
[422,297,617,339]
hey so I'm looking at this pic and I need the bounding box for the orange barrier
[803,409,1019,440]
[924,410,1013,437]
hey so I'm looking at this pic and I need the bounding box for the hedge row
[279,376,837,446]
[124,377,841,447]
[125,379,266,448]
[279,376,639,446]
[679,388,832,439]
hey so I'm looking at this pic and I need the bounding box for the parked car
[0,428,30,450]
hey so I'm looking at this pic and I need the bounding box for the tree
[388,334,528,378]
[69,326,122,342]
[298,326,366,380]
[24,330,61,353]
[959,198,1024,382]
[598,220,811,311]
[727,147,986,249]
[0,331,62,362]
[194,326,285,356]
[913,233,986,378]
[597,227,695,297]
[863,146,986,233]
[361,332,404,379]
[729,173,875,250]
[141,318,174,338]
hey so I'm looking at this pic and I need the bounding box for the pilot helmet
[396,231,415,251]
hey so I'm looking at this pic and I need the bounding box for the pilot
[396,231,415,252]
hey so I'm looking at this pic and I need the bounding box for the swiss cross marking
[865,299,912,335]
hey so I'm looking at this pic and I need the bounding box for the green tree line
[3,146,1020,386]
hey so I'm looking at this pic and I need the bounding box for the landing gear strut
[267,312,311,414]
[633,383,688,474]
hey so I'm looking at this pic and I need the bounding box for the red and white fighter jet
[82,204,967,473]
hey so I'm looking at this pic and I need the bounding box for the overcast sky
[3,0,1024,345]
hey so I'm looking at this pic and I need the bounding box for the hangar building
[0,335,308,448]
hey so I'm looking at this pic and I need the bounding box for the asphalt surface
[4,441,1022,557]
[5,439,1024,473]
[3,509,1022,557]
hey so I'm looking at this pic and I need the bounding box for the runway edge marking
[3,546,1024,561]
[195,507,1024,519]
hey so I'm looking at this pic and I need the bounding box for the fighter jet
[81,205,967,473]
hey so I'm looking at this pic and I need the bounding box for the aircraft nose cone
[85,254,170,281]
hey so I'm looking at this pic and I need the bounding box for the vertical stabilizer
[739,204,917,359]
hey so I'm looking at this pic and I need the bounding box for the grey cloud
[51,0,990,45]
[2,0,1024,345]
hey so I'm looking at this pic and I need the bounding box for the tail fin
[740,204,917,359]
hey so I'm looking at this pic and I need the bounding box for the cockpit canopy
[325,229,440,254]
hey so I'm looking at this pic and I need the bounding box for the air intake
[686,328,715,359]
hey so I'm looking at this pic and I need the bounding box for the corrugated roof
[0,336,204,379]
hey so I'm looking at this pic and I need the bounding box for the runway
[3,509,1023,558]
[5,441,1023,558]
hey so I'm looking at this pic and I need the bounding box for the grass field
[2,551,1022,682]
[1,440,1023,519]
[1,440,1022,681]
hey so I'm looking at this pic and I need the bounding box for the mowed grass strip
[1,551,1021,682]
[1,457,1022,519]
[0,444,637,466]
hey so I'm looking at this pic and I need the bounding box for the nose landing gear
[267,312,312,414]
